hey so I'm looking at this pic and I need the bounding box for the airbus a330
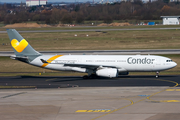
[7,29,177,79]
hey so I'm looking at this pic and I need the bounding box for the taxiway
[0,75,180,120]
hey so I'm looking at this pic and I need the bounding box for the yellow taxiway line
[90,78,179,120]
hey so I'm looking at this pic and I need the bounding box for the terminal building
[26,0,47,7]
[161,16,180,25]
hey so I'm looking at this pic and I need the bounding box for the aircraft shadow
[2,75,179,88]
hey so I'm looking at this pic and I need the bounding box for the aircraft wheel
[89,74,98,79]
[83,75,89,79]
[156,71,159,78]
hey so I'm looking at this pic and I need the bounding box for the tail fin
[7,29,41,61]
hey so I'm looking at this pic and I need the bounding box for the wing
[40,59,117,69]
[64,63,117,69]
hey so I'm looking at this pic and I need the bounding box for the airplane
[7,29,177,79]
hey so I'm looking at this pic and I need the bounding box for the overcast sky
[0,0,88,3]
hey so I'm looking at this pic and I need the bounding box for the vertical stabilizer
[7,29,41,61]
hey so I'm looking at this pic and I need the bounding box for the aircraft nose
[167,61,177,69]
[173,62,177,67]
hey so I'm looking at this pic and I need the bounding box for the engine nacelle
[96,68,118,78]
[118,68,128,75]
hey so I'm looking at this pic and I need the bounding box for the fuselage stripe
[41,55,63,68]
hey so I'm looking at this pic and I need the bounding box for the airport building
[26,0,47,7]
[161,16,180,25]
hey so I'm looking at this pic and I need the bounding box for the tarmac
[0,75,180,120]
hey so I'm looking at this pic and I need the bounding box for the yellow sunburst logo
[11,39,28,52]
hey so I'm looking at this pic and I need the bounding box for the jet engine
[96,68,118,78]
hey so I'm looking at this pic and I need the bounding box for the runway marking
[166,89,175,91]
[91,98,134,120]
[76,109,111,113]
[166,89,180,91]
[146,79,179,103]
[160,100,180,102]
[91,78,180,120]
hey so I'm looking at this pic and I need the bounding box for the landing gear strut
[156,71,159,78]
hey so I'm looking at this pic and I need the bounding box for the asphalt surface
[0,75,179,88]
[1,75,180,120]
[1,49,180,56]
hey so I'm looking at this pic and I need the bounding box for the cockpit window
[166,60,173,62]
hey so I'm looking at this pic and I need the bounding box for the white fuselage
[30,54,177,73]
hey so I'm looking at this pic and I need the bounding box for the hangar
[161,16,180,25]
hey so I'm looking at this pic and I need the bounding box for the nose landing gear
[156,71,159,78]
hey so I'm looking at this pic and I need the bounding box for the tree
[61,14,73,24]
[50,8,61,24]
[4,14,15,24]
[103,15,113,23]
[71,11,77,20]
[75,5,80,12]
[32,14,40,21]
[0,14,2,22]
[45,18,51,24]
[75,14,84,23]
[161,5,170,12]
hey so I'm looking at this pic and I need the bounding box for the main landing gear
[83,74,99,79]
[156,71,159,78]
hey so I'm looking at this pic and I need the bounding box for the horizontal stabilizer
[10,55,29,63]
